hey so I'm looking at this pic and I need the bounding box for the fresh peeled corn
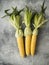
[25,35,31,56]
[31,34,37,56]
[17,36,25,57]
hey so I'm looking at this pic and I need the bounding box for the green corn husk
[2,7,23,37]
[24,6,32,36]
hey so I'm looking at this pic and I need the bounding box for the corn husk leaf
[34,13,48,29]
[37,19,48,28]
[2,7,23,29]
[41,0,47,14]
[24,6,32,27]
[10,14,20,29]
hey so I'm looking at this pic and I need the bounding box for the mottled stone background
[0,0,49,65]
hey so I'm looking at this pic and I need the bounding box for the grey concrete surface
[0,0,49,65]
